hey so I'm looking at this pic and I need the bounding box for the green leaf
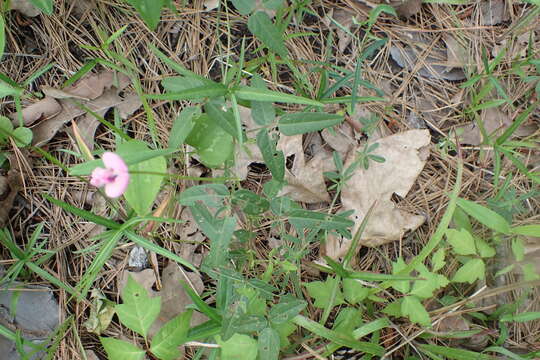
[204,101,240,140]
[185,114,234,168]
[28,0,54,14]
[410,264,449,299]
[452,258,485,284]
[511,224,540,237]
[343,278,369,305]
[150,84,228,101]
[288,210,353,232]
[457,198,510,234]
[0,15,5,59]
[115,275,161,338]
[304,277,345,309]
[162,76,207,92]
[232,189,270,215]
[125,0,165,30]
[332,307,362,335]
[268,296,307,325]
[0,81,19,98]
[278,112,344,136]
[247,11,287,57]
[100,338,145,360]
[431,248,446,272]
[500,311,540,323]
[251,75,275,125]
[292,315,384,356]
[11,127,33,147]
[401,296,431,327]
[382,299,402,317]
[445,228,477,256]
[235,86,323,106]
[217,334,258,360]
[419,344,495,360]
[475,237,496,258]
[258,327,280,360]
[119,140,166,215]
[168,106,200,149]
[0,116,14,141]
[511,238,525,262]
[256,129,284,183]
[389,258,410,293]
[150,310,192,360]
[274,321,296,349]
[231,0,256,14]
[178,184,229,208]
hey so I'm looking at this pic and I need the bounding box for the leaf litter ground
[0,0,539,359]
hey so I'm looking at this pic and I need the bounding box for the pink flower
[90,152,129,198]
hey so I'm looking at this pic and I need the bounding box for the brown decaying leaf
[321,122,355,156]
[30,71,137,147]
[279,150,331,204]
[352,0,422,17]
[9,97,62,127]
[9,0,41,17]
[457,107,538,146]
[341,129,431,247]
[0,152,30,227]
[479,0,509,26]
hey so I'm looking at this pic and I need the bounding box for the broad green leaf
[100,338,145,360]
[150,310,192,360]
[28,0,54,14]
[274,321,296,349]
[511,224,540,237]
[304,276,345,309]
[292,315,384,356]
[279,112,344,136]
[232,189,270,215]
[457,198,510,234]
[333,307,362,335]
[0,81,18,98]
[217,334,258,360]
[251,75,275,125]
[500,311,540,323]
[256,129,284,183]
[11,127,33,147]
[231,0,256,14]
[475,237,496,258]
[247,11,287,57]
[70,148,176,176]
[343,278,369,304]
[185,114,234,167]
[389,257,410,293]
[235,86,323,106]
[445,228,477,256]
[168,106,200,149]
[204,101,240,140]
[511,238,525,261]
[401,296,430,327]
[288,209,353,232]
[115,275,161,338]
[0,116,14,141]
[410,264,449,299]
[258,327,280,360]
[125,0,165,30]
[431,247,446,272]
[452,258,485,284]
[178,184,229,208]
[268,296,307,325]
[382,299,402,317]
[162,76,207,92]
[119,140,166,215]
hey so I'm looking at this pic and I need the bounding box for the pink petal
[90,167,110,187]
[102,152,128,173]
[104,172,130,198]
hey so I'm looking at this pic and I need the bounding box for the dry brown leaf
[279,151,331,204]
[321,123,355,156]
[457,107,538,145]
[277,134,303,157]
[9,0,41,17]
[9,97,62,127]
[444,35,469,68]
[341,129,430,247]
[44,71,130,101]
[31,71,136,146]
[393,0,422,17]
[479,0,509,26]
[323,8,358,52]
[0,152,30,227]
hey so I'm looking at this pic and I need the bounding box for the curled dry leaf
[30,71,137,147]
[279,151,331,204]
[341,129,430,247]
[9,97,62,127]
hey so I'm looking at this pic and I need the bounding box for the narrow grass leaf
[511,225,540,237]
[292,315,384,356]
[419,344,495,360]
[148,84,228,101]
[457,198,510,234]
[279,112,344,135]
[496,101,539,145]
[500,311,540,323]
[235,86,323,106]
